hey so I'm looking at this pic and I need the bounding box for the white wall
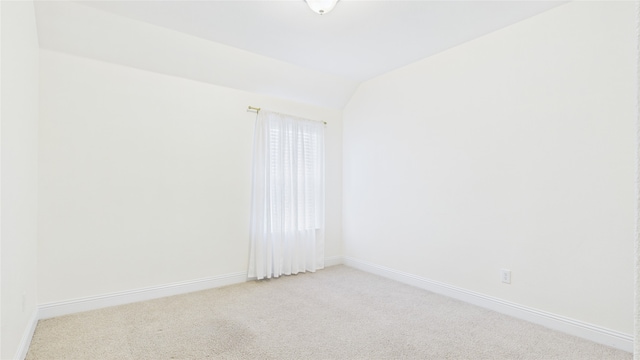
[343,1,636,335]
[38,49,342,304]
[636,3,640,356]
[1,1,40,358]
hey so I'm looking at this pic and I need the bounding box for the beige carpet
[26,265,631,359]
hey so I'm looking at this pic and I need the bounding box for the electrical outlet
[501,269,511,284]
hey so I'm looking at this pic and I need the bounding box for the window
[268,126,322,231]
[248,110,325,279]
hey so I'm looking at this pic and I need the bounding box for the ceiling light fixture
[305,0,339,15]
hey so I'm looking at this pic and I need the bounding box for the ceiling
[35,0,567,108]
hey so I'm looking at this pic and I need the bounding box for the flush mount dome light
[305,0,339,15]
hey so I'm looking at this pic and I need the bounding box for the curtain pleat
[248,110,325,280]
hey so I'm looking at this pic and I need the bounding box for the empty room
[2,0,638,359]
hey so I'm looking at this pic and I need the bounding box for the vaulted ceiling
[34,1,566,109]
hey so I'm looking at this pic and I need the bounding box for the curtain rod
[246,106,327,125]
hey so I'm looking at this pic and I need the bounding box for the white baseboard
[38,255,343,320]
[324,256,344,267]
[342,257,633,353]
[15,310,39,360]
[38,271,247,320]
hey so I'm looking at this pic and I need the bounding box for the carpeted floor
[26,265,631,359]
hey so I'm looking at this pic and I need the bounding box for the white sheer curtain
[248,110,325,280]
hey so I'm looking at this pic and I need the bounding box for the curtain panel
[248,110,325,280]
